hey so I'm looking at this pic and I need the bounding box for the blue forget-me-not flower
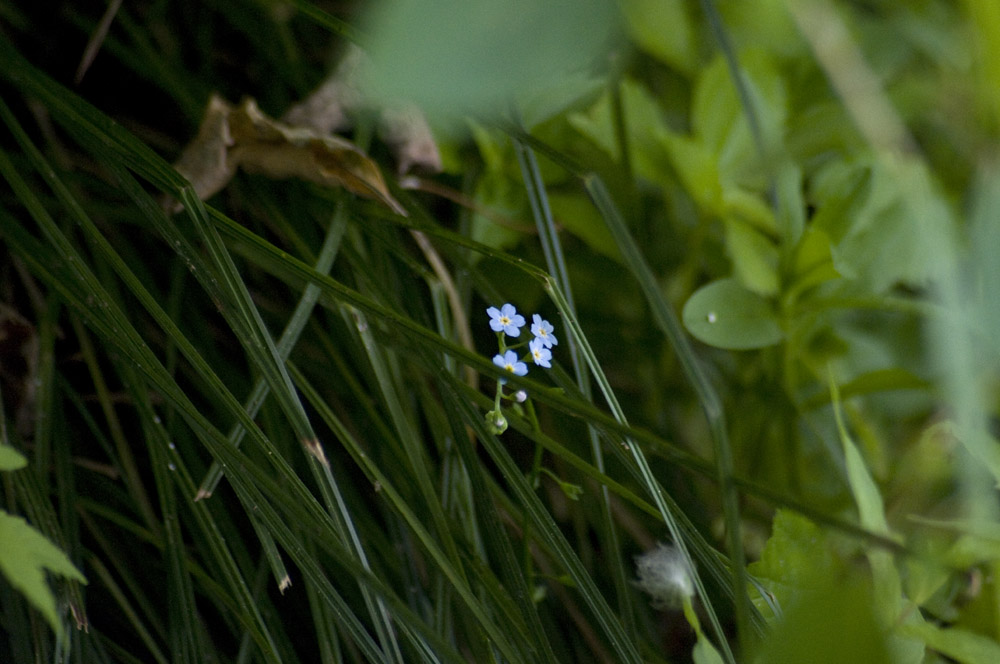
[530,314,558,348]
[493,350,528,376]
[487,303,526,337]
[529,337,552,368]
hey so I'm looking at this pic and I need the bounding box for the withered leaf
[171,95,405,215]
[171,94,235,206]
[282,44,442,174]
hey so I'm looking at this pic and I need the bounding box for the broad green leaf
[361,0,618,124]
[682,278,783,350]
[693,636,727,664]
[658,131,722,212]
[752,512,902,663]
[722,217,779,296]
[968,166,1000,363]
[748,510,839,614]
[718,0,805,59]
[0,510,87,636]
[0,445,27,471]
[692,51,787,191]
[790,227,838,295]
[814,157,952,292]
[752,572,892,664]
[899,622,1000,664]
[547,192,621,260]
[724,186,777,236]
[570,78,673,182]
[620,0,697,74]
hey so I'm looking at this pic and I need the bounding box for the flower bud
[485,409,508,435]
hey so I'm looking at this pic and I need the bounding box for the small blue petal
[531,314,557,348]
[529,336,552,368]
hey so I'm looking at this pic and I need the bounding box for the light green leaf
[723,217,779,296]
[693,51,787,191]
[682,278,783,350]
[571,78,673,182]
[829,371,903,625]
[0,445,27,471]
[547,192,621,260]
[658,130,722,212]
[0,509,87,636]
[748,510,839,613]
[693,636,727,664]
[790,227,838,294]
[752,566,892,664]
[620,0,697,74]
[900,622,1000,664]
[361,0,618,124]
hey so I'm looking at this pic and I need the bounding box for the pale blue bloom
[530,314,558,348]
[486,303,524,337]
[528,336,552,368]
[493,349,528,376]
[487,303,526,337]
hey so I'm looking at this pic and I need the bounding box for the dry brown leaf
[170,94,235,208]
[170,95,405,215]
[378,103,442,174]
[282,44,442,174]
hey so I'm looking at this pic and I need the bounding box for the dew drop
[167,442,175,450]
[167,462,176,471]
[707,312,717,324]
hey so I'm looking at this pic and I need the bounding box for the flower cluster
[485,303,558,433]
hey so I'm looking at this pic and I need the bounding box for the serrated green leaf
[682,278,783,350]
[0,445,28,471]
[0,509,87,636]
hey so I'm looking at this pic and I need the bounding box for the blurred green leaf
[570,78,672,181]
[0,446,27,471]
[619,0,697,74]
[748,510,839,610]
[693,636,727,664]
[682,278,783,349]
[752,571,893,664]
[722,217,779,296]
[900,622,1000,664]
[361,0,619,123]
[547,192,620,260]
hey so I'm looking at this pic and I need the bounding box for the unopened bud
[486,409,508,434]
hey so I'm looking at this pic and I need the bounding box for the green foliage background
[2,0,1000,662]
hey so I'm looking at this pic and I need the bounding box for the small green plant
[0,446,86,637]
